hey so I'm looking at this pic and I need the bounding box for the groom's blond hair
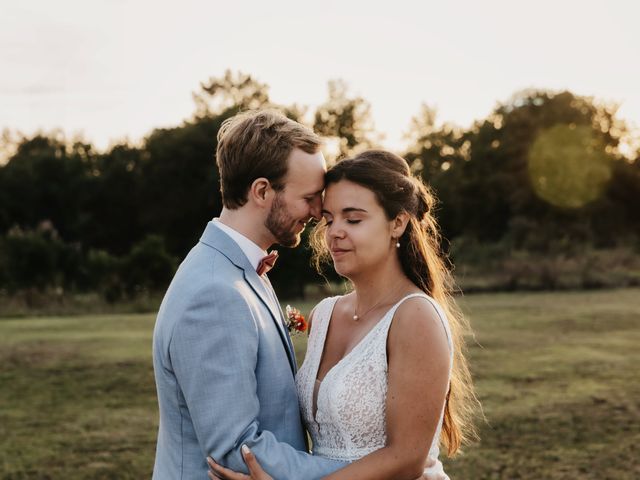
[216,110,321,209]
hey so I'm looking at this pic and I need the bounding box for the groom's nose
[309,196,323,221]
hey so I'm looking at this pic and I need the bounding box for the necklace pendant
[353,314,359,321]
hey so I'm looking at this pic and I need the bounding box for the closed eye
[347,219,361,224]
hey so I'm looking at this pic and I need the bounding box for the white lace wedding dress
[295,293,453,478]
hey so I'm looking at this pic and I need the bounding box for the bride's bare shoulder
[389,294,450,358]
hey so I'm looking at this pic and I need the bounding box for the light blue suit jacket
[152,221,345,479]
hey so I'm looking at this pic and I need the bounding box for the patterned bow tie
[256,250,279,276]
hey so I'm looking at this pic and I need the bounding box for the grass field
[1,289,639,479]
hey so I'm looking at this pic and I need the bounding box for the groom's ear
[249,177,275,208]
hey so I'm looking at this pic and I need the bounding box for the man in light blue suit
[152,110,346,479]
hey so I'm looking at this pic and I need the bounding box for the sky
[1,0,639,153]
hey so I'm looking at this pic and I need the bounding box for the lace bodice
[295,293,453,471]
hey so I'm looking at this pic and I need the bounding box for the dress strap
[310,296,340,335]
[383,293,453,354]
[307,296,340,369]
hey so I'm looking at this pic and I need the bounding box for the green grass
[1,289,639,479]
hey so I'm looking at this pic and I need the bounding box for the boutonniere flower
[285,305,308,334]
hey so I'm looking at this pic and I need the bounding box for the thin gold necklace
[353,284,406,321]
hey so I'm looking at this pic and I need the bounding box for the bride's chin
[332,264,349,277]
[334,265,358,279]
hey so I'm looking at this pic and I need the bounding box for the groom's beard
[265,193,302,248]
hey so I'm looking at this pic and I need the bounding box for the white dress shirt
[212,218,269,271]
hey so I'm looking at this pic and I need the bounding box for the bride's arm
[322,297,452,480]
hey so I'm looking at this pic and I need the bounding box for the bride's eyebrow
[321,207,368,215]
[342,207,368,214]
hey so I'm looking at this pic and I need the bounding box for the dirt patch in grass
[0,342,78,370]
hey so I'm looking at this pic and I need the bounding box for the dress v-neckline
[315,297,392,380]
[312,295,397,423]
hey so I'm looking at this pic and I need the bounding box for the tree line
[1,71,639,302]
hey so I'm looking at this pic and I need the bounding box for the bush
[451,237,640,292]
[120,235,177,297]
[0,226,63,292]
[0,228,178,304]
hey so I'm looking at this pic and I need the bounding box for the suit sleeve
[169,281,347,480]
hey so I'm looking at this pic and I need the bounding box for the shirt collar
[212,218,268,271]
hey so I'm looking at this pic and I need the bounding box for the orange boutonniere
[285,305,308,334]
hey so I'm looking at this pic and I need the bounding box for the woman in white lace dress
[209,150,479,480]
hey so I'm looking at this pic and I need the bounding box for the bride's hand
[207,445,273,480]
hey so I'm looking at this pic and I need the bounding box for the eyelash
[324,219,361,226]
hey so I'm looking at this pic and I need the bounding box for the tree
[81,144,145,254]
[137,116,225,257]
[193,70,271,118]
[406,89,638,246]
[0,134,95,241]
[313,80,379,160]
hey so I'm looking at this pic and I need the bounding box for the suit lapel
[262,274,297,374]
[200,222,297,374]
[243,271,297,373]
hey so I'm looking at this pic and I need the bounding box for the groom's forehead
[290,151,326,172]
[285,151,325,186]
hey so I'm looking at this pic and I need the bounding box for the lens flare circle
[528,124,611,209]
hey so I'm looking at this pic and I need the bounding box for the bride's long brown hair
[311,150,480,456]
